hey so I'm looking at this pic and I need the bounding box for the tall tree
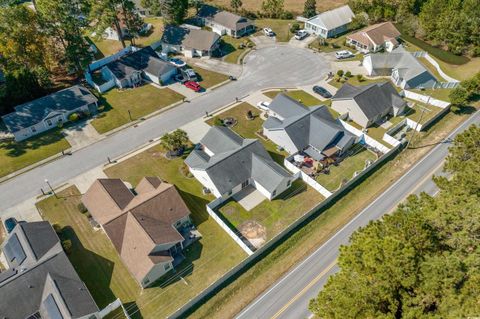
[261,0,284,18]
[159,0,188,25]
[189,0,204,14]
[303,0,316,18]
[231,0,243,12]
[2,68,45,112]
[120,0,145,45]
[141,0,162,16]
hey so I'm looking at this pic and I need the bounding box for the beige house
[197,5,255,38]
[346,22,401,53]
[82,177,200,288]
[331,82,407,128]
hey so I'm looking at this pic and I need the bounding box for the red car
[184,81,202,92]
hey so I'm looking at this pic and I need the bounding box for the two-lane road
[236,109,480,319]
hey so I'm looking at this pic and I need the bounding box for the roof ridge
[251,153,287,178]
[126,184,174,213]
[98,179,133,210]
[206,138,258,170]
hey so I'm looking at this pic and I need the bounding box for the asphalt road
[0,46,330,214]
[236,109,480,319]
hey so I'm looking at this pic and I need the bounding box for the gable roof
[198,5,252,31]
[0,222,98,319]
[332,81,406,120]
[306,5,354,30]
[2,85,97,132]
[20,222,60,261]
[264,94,356,155]
[162,25,220,51]
[347,22,400,47]
[106,46,176,80]
[267,93,310,119]
[185,126,291,195]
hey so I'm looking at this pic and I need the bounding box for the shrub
[62,239,73,255]
[77,203,88,214]
[246,110,254,120]
[471,47,480,57]
[57,122,63,128]
[68,113,79,122]
[337,70,344,77]
[280,11,294,19]
[97,104,105,112]
[213,118,223,126]
[356,74,364,82]
[180,163,193,178]
[345,71,352,78]
[290,23,300,33]
[52,223,62,235]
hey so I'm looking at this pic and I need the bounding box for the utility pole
[406,97,430,149]
[45,179,58,199]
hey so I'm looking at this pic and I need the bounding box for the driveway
[288,35,316,48]
[250,35,276,48]
[63,121,102,150]
[0,45,331,214]
[331,60,368,76]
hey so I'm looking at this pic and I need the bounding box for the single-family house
[331,81,407,128]
[304,5,355,38]
[82,177,198,288]
[263,94,357,160]
[101,46,177,88]
[363,46,437,89]
[0,221,100,319]
[2,85,98,141]
[161,25,221,58]
[185,126,294,201]
[346,22,401,53]
[197,5,255,38]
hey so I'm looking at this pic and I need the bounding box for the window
[241,180,249,189]
[31,126,37,133]
[175,221,181,227]
[46,119,53,126]
[287,180,291,187]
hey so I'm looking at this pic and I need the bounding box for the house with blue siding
[305,5,355,39]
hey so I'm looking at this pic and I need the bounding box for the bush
[280,11,294,19]
[97,104,105,112]
[52,223,62,235]
[356,74,364,82]
[471,47,480,57]
[180,163,193,178]
[77,203,88,214]
[62,239,73,255]
[290,23,300,33]
[213,118,223,126]
[337,70,344,77]
[345,71,352,78]
[68,113,79,122]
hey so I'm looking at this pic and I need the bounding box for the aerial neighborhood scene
[0,0,478,318]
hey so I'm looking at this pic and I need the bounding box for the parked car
[175,74,186,83]
[295,30,309,40]
[169,58,187,68]
[263,27,275,37]
[184,81,202,92]
[4,217,17,233]
[312,86,332,98]
[182,68,198,81]
[335,50,354,60]
[256,101,270,111]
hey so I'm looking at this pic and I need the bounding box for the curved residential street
[0,45,331,213]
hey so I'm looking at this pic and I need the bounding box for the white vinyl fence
[284,159,333,198]
[339,120,392,154]
[402,90,450,109]
[99,298,130,319]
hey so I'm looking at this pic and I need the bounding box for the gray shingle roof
[20,222,60,261]
[2,85,97,132]
[267,93,310,119]
[185,126,291,194]
[332,81,406,121]
[107,46,176,80]
[162,25,220,51]
[306,5,354,30]
[0,222,98,319]
[198,5,253,31]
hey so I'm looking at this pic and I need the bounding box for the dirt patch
[239,220,267,249]
[223,207,236,215]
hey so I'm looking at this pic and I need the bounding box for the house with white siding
[304,5,355,38]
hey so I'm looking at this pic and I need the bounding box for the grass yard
[193,66,230,88]
[315,145,378,192]
[346,120,392,148]
[217,180,324,242]
[208,0,347,14]
[254,19,298,42]
[309,34,360,56]
[188,99,479,319]
[0,130,70,178]
[91,85,184,134]
[207,102,288,165]
[412,88,452,102]
[218,36,253,64]
[405,100,445,125]
[417,57,446,81]
[263,90,321,107]
[328,76,391,89]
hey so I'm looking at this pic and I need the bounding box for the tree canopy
[310,124,480,318]
[303,0,316,18]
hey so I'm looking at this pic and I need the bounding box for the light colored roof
[306,5,354,30]
[347,22,400,47]
[162,25,220,51]
[198,5,253,31]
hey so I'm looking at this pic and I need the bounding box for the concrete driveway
[0,45,331,214]
[251,35,276,48]
[63,121,102,150]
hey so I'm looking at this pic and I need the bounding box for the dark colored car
[313,86,332,98]
[4,217,17,233]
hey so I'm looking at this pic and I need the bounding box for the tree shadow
[2,129,67,157]
[177,189,210,226]
[212,41,237,58]
[123,302,143,319]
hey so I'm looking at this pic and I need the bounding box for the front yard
[91,84,184,134]
[192,66,230,88]
[254,19,298,42]
[217,36,254,64]
[37,143,247,318]
[328,76,392,89]
[315,144,378,192]
[263,89,321,107]
[0,129,70,178]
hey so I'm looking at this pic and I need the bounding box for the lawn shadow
[213,41,236,58]
[177,189,210,226]
[2,129,67,157]
[123,302,143,319]
[59,226,117,309]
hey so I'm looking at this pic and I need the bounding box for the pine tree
[159,0,188,25]
[231,0,243,12]
[303,0,316,18]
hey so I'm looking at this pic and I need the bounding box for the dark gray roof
[185,126,291,194]
[0,223,98,319]
[2,85,97,132]
[3,233,26,267]
[162,25,220,51]
[332,81,406,120]
[264,94,356,153]
[20,222,59,261]
[198,5,252,31]
[107,46,176,80]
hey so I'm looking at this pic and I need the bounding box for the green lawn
[412,88,452,102]
[263,90,321,107]
[217,180,324,241]
[218,36,254,64]
[315,145,377,192]
[0,129,70,178]
[345,119,392,148]
[254,19,299,42]
[309,34,360,56]
[193,66,230,88]
[91,85,184,134]
[328,76,391,89]
[405,100,444,125]
[206,102,288,165]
